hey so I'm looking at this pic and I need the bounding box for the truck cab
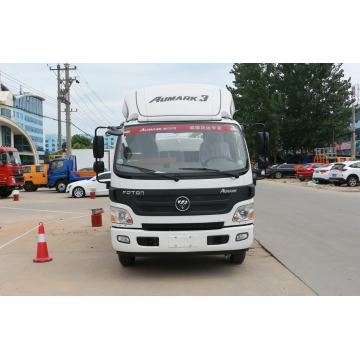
[48,155,93,192]
[22,164,48,191]
[0,147,24,198]
[93,84,268,266]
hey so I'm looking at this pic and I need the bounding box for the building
[13,92,45,160]
[45,134,65,154]
[0,84,38,164]
[104,134,117,149]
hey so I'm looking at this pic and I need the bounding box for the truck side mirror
[93,135,104,159]
[93,160,105,174]
[256,131,269,170]
[1,153,8,164]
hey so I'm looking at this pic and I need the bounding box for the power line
[2,103,92,137]
[0,72,59,109]
[73,83,117,124]
[76,67,119,119]
[1,67,97,138]
[0,69,58,103]
[72,87,108,127]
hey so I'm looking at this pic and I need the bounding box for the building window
[1,126,12,146]
[1,108,12,119]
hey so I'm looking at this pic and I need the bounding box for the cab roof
[122,84,235,122]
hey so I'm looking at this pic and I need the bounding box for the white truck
[93,84,269,266]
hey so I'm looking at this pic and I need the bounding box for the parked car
[312,163,334,184]
[66,172,111,198]
[329,161,360,187]
[268,163,296,179]
[296,163,325,181]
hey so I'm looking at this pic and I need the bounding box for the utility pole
[351,86,356,159]
[50,63,78,155]
[49,64,63,150]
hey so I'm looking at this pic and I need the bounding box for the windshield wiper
[179,167,244,178]
[119,164,180,182]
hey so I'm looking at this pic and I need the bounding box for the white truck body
[108,84,255,264]
[73,148,114,172]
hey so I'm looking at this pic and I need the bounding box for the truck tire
[72,186,85,198]
[274,171,282,179]
[347,175,358,187]
[229,250,246,265]
[55,180,68,193]
[24,182,36,192]
[0,188,13,198]
[118,254,135,267]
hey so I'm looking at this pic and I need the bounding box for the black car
[268,163,296,179]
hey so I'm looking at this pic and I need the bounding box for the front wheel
[228,250,247,265]
[118,254,136,267]
[347,175,358,187]
[274,172,282,179]
[24,182,37,192]
[56,180,68,193]
[0,188,13,198]
[72,186,85,198]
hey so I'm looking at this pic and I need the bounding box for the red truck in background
[0,147,24,198]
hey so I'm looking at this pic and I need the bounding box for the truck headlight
[110,206,133,225]
[232,204,255,224]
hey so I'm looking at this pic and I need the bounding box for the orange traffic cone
[33,222,53,263]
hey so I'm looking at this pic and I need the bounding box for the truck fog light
[117,235,130,244]
[236,232,248,241]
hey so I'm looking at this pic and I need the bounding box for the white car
[66,172,111,198]
[329,161,360,187]
[312,163,334,184]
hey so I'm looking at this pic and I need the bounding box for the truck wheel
[347,175,358,187]
[56,180,68,193]
[72,186,85,198]
[0,188,13,198]
[24,182,36,192]
[118,254,135,267]
[229,250,247,265]
[274,172,282,179]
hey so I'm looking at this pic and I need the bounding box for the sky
[0,63,359,137]
[0,64,234,136]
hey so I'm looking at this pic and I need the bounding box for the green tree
[228,63,353,162]
[71,134,92,149]
[227,63,282,161]
[278,63,353,155]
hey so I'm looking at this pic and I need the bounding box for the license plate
[168,235,200,248]
[331,173,337,177]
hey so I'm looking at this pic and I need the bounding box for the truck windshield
[114,123,248,178]
[7,151,22,166]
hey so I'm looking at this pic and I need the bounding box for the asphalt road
[0,189,313,295]
[255,180,360,295]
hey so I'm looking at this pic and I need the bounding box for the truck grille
[142,222,224,231]
[110,186,255,216]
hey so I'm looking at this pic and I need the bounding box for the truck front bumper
[111,224,254,254]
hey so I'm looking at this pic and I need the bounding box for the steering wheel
[203,156,234,167]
